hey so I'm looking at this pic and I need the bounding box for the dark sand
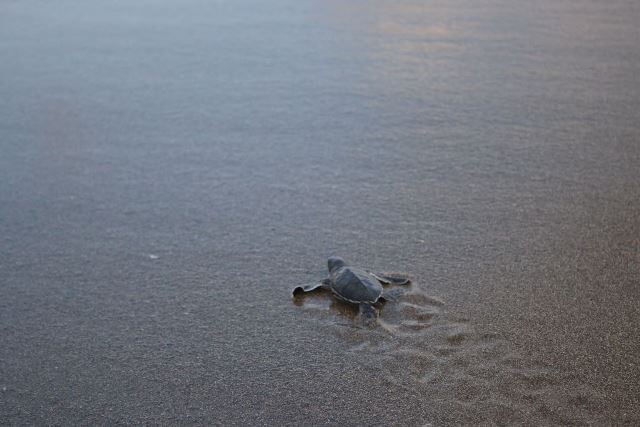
[1,0,639,425]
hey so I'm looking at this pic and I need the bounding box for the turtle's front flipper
[370,272,411,286]
[292,278,331,297]
[358,303,378,325]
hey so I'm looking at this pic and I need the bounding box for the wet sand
[1,0,639,424]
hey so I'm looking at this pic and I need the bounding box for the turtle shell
[330,266,383,303]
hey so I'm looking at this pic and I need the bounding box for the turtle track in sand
[297,284,607,425]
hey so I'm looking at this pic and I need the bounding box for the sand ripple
[295,284,607,424]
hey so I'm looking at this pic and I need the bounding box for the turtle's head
[327,256,346,272]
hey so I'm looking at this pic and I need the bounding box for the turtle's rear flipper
[380,287,405,302]
[292,278,331,297]
[358,303,378,325]
[371,272,411,286]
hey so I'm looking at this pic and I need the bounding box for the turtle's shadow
[329,298,360,318]
[292,289,375,320]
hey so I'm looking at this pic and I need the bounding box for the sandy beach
[1,0,639,424]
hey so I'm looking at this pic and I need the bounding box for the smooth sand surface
[1,0,639,424]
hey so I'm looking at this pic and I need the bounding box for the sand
[1,0,639,424]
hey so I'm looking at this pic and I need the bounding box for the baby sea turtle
[292,256,411,321]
